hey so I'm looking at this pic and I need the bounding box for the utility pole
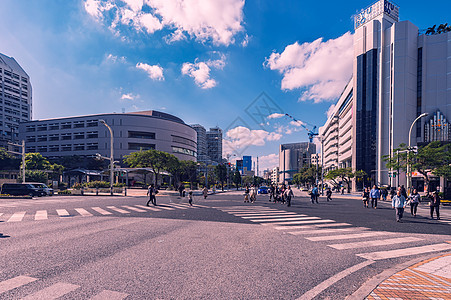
[7,140,26,183]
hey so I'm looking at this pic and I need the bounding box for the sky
[0,0,449,174]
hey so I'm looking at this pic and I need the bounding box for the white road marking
[306,231,390,242]
[288,227,369,235]
[89,290,129,300]
[225,210,279,214]
[0,213,3,217]
[135,205,161,212]
[237,213,299,218]
[56,209,70,217]
[74,208,93,217]
[272,223,352,230]
[34,210,48,220]
[106,206,130,214]
[91,207,113,215]
[297,260,375,300]
[7,211,26,222]
[357,243,451,260]
[234,212,298,217]
[167,204,189,209]
[263,219,336,226]
[250,216,320,223]
[122,205,146,212]
[155,205,175,211]
[21,282,79,300]
[329,237,423,250]
[0,275,38,294]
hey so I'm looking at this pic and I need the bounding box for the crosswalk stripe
[288,227,369,235]
[191,204,210,208]
[176,203,198,208]
[34,210,48,220]
[234,212,298,217]
[0,275,38,294]
[90,290,129,300]
[106,206,130,214]
[75,208,93,217]
[21,282,79,300]
[0,213,3,217]
[306,231,391,242]
[263,219,336,226]
[357,243,451,260]
[272,223,352,230]
[91,207,113,215]
[250,216,319,223]
[7,211,26,222]
[122,205,146,212]
[56,209,70,217]
[167,204,189,209]
[329,236,423,250]
[135,205,161,212]
[155,205,175,210]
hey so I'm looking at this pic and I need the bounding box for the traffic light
[412,146,418,154]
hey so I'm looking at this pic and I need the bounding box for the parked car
[28,183,54,196]
[257,186,269,194]
[1,183,44,197]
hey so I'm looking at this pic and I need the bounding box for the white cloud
[224,126,282,154]
[264,32,353,103]
[84,0,246,46]
[253,153,279,174]
[104,53,126,63]
[121,93,139,100]
[136,62,164,81]
[181,55,225,89]
[290,120,304,127]
[267,113,285,119]
[326,104,336,118]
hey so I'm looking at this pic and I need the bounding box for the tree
[325,167,355,192]
[124,149,174,186]
[382,143,409,177]
[19,170,48,183]
[180,160,198,189]
[215,164,227,191]
[232,169,241,190]
[24,153,51,170]
[0,147,20,170]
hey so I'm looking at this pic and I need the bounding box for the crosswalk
[0,275,129,299]
[0,203,210,223]
[216,206,451,261]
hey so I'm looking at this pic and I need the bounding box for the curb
[347,251,451,300]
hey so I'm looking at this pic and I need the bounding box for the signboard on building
[354,0,399,29]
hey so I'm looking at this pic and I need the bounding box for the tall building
[191,124,209,163]
[320,0,451,191]
[279,142,316,184]
[0,53,32,145]
[243,156,252,172]
[18,110,197,163]
[236,159,243,173]
[206,127,222,164]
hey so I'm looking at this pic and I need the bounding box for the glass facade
[355,49,378,188]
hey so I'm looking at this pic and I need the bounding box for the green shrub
[113,183,125,187]
[86,181,110,188]
[58,190,71,195]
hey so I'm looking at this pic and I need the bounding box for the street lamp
[99,119,114,196]
[407,112,428,193]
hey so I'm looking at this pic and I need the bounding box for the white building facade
[321,0,451,191]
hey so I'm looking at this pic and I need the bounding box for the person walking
[244,185,250,203]
[284,186,294,207]
[146,184,158,206]
[370,185,380,209]
[311,185,319,204]
[269,184,275,202]
[188,191,193,206]
[362,187,370,208]
[178,184,185,197]
[390,188,395,200]
[400,185,407,199]
[202,186,208,199]
[392,190,406,222]
[250,185,257,203]
[326,188,332,202]
[428,191,441,220]
[408,189,421,217]
[381,188,388,201]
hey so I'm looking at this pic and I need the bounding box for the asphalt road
[0,191,450,299]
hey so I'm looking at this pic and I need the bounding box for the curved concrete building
[18,110,197,162]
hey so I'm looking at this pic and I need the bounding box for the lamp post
[407,112,428,193]
[99,119,114,196]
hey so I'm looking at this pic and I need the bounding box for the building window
[128,143,155,150]
[172,146,196,157]
[74,144,85,151]
[172,135,196,147]
[26,136,36,142]
[37,125,47,131]
[87,143,98,150]
[87,120,98,127]
[61,122,71,129]
[26,146,36,152]
[74,132,85,139]
[416,47,423,138]
[73,121,84,128]
[61,133,71,140]
[37,146,47,153]
[49,123,59,130]
[26,126,36,132]
[49,146,59,152]
[87,131,98,139]
[128,131,156,139]
[49,134,59,141]
[61,144,72,151]
[37,135,47,142]
[424,111,450,142]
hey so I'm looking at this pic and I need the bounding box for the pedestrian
[244,185,250,203]
[284,186,294,207]
[370,185,380,209]
[392,190,406,222]
[178,183,185,197]
[326,188,332,202]
[250,185,257,203]
[202,186,208,199]
[280,185,286,204]
[274,186,280,203]
[311,185,319,204]
[428,191,441,220]
[381,188,388,201]
[390,188,395,200]
[400,185,407,199]
[408,188,421,217]
[269,184,275,202]
[188,191,193,206]
[341,187,345,195]
[146,184,158,206]
[362,187,370,208]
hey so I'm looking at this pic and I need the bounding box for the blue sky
[0,0,449,172]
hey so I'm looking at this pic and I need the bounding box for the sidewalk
[365,253,451,299]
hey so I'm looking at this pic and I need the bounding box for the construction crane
[285,113,318,142]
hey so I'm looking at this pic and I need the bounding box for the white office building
[279,142,316,184]
[0,53,32,145]
[320,0,451,191]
